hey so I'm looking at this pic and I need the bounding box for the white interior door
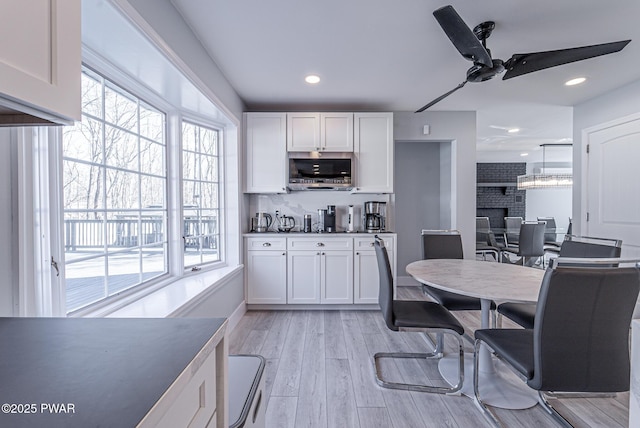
[584,114,640,257]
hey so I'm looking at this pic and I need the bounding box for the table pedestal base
[439,355,538,410]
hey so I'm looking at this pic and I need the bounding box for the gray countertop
[244,231,395,237]
[0,317,226,428]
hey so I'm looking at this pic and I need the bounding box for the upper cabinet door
[320,113,353,152]
[287,113,320,151]
[245,113,288,193]
[0,0,81,125]
[353,113,394,193]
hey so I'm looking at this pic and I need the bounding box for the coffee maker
[364,201,386,233]
[317,205,336,233]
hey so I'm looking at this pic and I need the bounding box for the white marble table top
[406,259,546,303]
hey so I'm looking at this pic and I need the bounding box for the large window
[182,122,221,268]
[63,69,168,312]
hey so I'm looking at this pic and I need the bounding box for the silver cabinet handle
[316,252,320,255]
[263,242,271,247]
[316,242,325,247]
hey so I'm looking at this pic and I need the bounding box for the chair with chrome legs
[503,216,523,249]
[497,234,623,329]
[473,257,640,427]
[537,216,562,255]
[373,237,465,394]
[421,230,497,345]
[501,221,546,267]
[475,217,501,262]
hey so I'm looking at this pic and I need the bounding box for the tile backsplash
[248,192,392,233]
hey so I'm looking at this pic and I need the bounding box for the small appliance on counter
[275,211,296,233]
[317,205,336,233]
[303,214,312,233]
[346,205,357,232]
[250,212,272,233]
[325,205,336,232]
[364,201,386,233]
[317,209,326,233]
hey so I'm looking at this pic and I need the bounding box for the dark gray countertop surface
[0,317,225,428]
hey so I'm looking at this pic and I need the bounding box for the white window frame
[180,117,226,271]
[48,59,233,316]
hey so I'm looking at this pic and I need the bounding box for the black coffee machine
[318,205,336,233]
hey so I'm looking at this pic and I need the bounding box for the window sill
[79,265,243,318]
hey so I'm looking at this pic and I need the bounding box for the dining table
[406,258,545,409]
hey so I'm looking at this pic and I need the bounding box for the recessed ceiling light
[520,153,529,157]
[507,128,520,133]
[565,77,586,86]
[305,74,320,84]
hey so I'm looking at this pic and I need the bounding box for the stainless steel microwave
[288,152,354,190]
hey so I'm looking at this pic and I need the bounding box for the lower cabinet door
[287,251,321,303]
[247,251,287,304]
[353,249,393,304]
[321,250,353,304]
[354,251,379,304]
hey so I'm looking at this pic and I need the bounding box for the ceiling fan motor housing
[467,59,505,82]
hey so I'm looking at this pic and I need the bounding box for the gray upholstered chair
[373,237,465,394]
[498,235,623,329]
[538,216,562,255]
[421,230,497,312]
[503,216,523,249]
[501,221,546,266]
[475,217,501,261]
[473,258,640,427]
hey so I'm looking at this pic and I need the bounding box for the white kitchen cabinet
[353,235,395,304]
[321,250,354,303]
[0,0,81,125]
[245,113,288,193]
[245,237,287,304]
[287,250,322,303]
[353,113,394,193]
[287,237,354,304]
[287,113,320,152]
[287,112,353,152]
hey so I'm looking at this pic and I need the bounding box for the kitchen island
[0,317,227,428]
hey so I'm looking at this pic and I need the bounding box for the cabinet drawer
[354,235,394,251]
[246,237,286,251]
[288,237,353,251]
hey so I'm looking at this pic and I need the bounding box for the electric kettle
[276,211,296,233]
[251,212,272,233]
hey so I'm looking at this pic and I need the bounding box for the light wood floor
[229,286,629,428]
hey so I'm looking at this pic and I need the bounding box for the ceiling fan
[416,5,631,112]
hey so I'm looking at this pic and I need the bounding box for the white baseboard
[397,275,420,287]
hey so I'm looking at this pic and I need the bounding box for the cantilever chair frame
[501,221,546,267]
[475,217,501,262]
[373,237,465,395]
[420,229,497,343]
[474,257,640,428]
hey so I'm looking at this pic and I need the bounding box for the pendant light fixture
[517,143,573,189]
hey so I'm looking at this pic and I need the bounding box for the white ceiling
[170,0,640,162]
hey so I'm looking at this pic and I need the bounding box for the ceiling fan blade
[503,40,631,80]
[433,5,493,67]
[415,80,468,113]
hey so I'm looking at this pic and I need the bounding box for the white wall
[573,78,640,236]
[123,0,245,121]
[393,111,477,260]
[525,188,572,233]
[394,141,442,281]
